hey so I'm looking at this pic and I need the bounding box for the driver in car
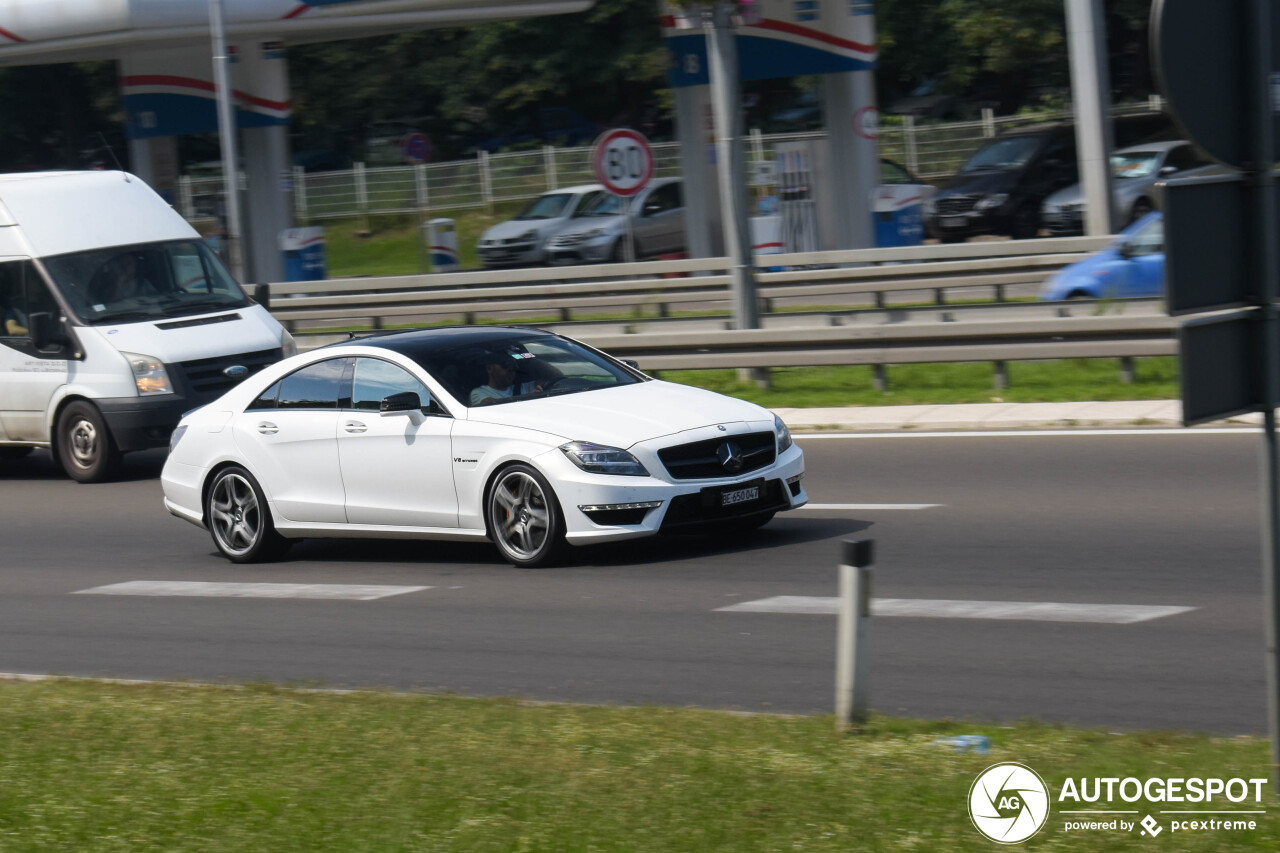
[470,355,543,405]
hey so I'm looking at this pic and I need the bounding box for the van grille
[174,347,281,399]
[935,195,978,215]
[657,431,776,480]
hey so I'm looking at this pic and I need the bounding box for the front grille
[174,347,281,399]
[935,195,978,215]
[658,431,776,480]
[660,479,789,531]
[551,233,588,246]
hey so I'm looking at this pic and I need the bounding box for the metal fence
[177,98,1167,225]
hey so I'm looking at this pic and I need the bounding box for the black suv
[926,114,1175,242]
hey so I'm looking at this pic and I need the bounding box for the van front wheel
[56,401,121,483]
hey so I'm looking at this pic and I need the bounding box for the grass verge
[0,680,1272,852]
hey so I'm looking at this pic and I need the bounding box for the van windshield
[959,136,1042,172]
[44,239,251,325]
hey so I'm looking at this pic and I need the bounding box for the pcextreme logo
[967,763,1269,844]
[969,763,1051,844]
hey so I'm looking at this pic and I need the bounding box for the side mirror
[380,391,422,414]
[622,359,640,369]
[1159,165,1178,176]
[253,283,271,310]
[28,312,69,351]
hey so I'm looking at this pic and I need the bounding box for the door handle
[343,420,368,434]
[257,421,278,435]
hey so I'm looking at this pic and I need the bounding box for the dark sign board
[1180,311,1269,425]
[1161,173,1254,315]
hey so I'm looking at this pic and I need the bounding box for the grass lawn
[0,679,1272,852]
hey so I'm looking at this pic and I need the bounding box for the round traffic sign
[854,106,879,140]
[592,128,654,197]
[402,133,431,165]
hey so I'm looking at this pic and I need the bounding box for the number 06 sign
[592,128,654,197]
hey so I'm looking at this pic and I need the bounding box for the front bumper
[478,242,544,267]
[97,395,196,453]
[546,235,617,265]
[927,208,1002,240]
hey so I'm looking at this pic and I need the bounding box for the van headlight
[975,193,1009,211]
[280,328,297,357]
[773,414,793,454]
[123,352,173,396]
[560,441,649,476]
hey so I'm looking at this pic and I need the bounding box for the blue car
[1039,212,1164,300]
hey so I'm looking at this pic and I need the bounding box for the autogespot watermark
[967,763,1269,844]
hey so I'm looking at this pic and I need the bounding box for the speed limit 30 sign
[592,128,654,197]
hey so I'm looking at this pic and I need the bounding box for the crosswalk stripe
[717,596,1195,624]
[73,581,430,601]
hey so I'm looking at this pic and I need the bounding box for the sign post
[1154,0,1280,793]
[592,128,654,264]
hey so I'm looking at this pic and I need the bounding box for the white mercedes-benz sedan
[161,326,807,567]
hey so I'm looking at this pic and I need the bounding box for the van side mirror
[253,283,271,310]
[28,312,69,351]
[380,391,422,414]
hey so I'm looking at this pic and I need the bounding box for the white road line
[717,596,1195,624]
[795,428,1258,440]
[801,503,941,511]
[73,581,430,601]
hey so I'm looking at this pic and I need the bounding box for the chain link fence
[177,99,1166,225]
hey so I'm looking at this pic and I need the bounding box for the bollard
[836,538,874,728]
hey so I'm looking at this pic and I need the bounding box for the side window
[880,160,912,185]
[1127,219,1164,257]
[247,380,281,411]
[1166,145,1205,172]
[643,183,680,216]
[276,358,349,410]
[350,358,433,412]
[0,260,55,338]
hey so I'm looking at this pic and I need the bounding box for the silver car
[477,184,604,268]
[1040,140,1206,236]
[545,178,685,265]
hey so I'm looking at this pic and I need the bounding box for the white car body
[162,326,806,567]
[476,184,603,268]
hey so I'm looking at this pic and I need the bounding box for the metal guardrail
[265,236,1179,378]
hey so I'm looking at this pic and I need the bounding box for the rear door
[232,357,349,523]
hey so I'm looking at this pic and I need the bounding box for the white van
[0,171,294,482]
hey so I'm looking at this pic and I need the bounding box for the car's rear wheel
[56,401,120,483]
[205,465,290,563]
[486,464,565,568]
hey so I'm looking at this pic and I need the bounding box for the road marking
[795,428,1258,440]
[73,581,430,601]
[717,596,1195,624]
[801,503,941,511]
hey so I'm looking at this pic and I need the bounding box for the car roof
[540,183,603,196]
[324,325,556,358]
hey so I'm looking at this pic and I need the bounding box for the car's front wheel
[56,401,120,483]
[205,466,290,563]
[486,464,565,568]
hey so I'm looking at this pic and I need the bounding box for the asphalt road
[0,429,1267,733]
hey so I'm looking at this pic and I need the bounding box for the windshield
[960,136,1042,172]
[577,192,626,217]
[516,193,573,220]
[1111,151,1161,179]
[410,333,642,406]
[45,239,250,325]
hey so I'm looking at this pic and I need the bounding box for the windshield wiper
[91,310,156,324]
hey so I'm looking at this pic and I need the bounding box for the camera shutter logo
[968,763,1050,844]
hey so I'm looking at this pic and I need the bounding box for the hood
[554,214,624,238]
[465,380,771,447]
[81,306,283,363]
[1043,183,1083,209]
[941,169,1018,196]
[481,218,560,241]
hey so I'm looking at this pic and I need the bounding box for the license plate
[721,485,760,507]
[941,215,966,227]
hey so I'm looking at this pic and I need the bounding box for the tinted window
[0,260,54,338]
[351,358,433,411]
[277,358,349,409]
[880,160,914,185]
[247,380,281,411]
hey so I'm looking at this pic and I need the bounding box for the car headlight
[280,327,297,358]
[975,193,1009,211]
[168,424,188,453]
[560,441,649,476]
[517,229,538,242]
[773,414,793,454]
[123,351,173,396]
[583,228,604,239]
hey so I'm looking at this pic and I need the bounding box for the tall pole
[1064,0,1116,236]
[208,0,244,281]
[1248,0,1280,794]
[703,2,758,330]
